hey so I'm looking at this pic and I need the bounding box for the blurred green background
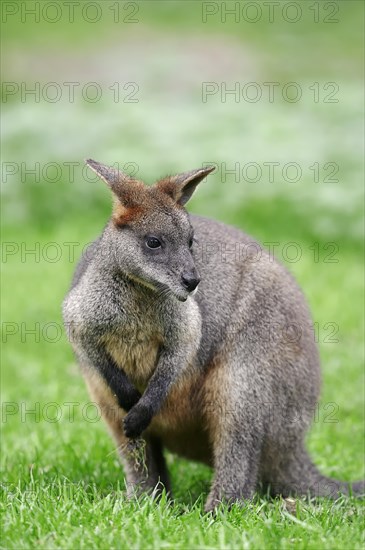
[1,1,364,548]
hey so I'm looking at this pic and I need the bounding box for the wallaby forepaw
[123,403,153,438]
[123,388,142,412]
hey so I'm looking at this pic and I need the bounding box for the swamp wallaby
[63,159,364,511]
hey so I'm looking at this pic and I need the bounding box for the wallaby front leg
[123,347,192,438]
[123,299,201,438]
[79,336,141,412]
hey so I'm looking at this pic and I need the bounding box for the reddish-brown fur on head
[156,167,216,206]
[85,158,215,227]
[112,204,145,227]
[111,184,179,227]
[154,177,181,204]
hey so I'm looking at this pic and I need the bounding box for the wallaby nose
[181,273,200,292]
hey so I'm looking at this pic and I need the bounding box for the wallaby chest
[101,293,163,387]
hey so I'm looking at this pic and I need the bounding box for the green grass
[1,482,364,550]
[1,2,364,548]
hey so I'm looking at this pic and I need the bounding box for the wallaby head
[85,159,215,301]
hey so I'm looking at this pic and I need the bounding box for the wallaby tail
[268,448,364,499]
[301,464,365,499]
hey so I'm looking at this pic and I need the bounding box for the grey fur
[63,160,364,511]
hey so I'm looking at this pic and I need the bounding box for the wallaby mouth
[153,280,187,302]
[176,285,199,302]
[151,274,200,302]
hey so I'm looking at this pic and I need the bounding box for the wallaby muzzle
[181,272,200,293]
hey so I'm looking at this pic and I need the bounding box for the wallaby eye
[189,236,197,248]
[145,236,162,249]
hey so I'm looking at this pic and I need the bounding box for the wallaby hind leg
[203,355,263,512]
[204,433,261,512]
[85,371,171,498]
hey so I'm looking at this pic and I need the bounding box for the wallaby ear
[85,159,146,226]
[156,166,215,206]
[85,158,142,205]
